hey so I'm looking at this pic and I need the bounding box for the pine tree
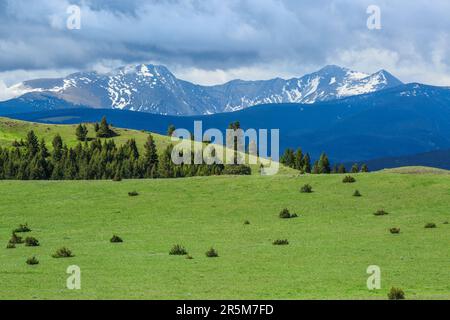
[361,164,369,172]
[143,134,158,178]
[167,125,176,137]
[158,145,175,178]
[25,130,39,158]
[312,160,320,174]
[52,134,63,162]
[338,164,347,174]
[97,117,113,138]
[303,153,311,173]
[75,124,88,141]
[351,163,359,173]
[294,149,304,170]
[318,153,331,174]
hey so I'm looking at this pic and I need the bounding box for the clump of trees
[281,149,369,174]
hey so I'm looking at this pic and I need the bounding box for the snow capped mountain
[2,64,403,115]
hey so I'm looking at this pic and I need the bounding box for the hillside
[0,173,449,299]
[0,117,295,175]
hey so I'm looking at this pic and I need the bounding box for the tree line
[0,128,231,181]
[280,148,368,174]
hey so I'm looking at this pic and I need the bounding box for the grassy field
[0,172,449,300]
[0,117,172,152]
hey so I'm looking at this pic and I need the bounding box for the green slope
[0,117,172,152]
[0,173,449,300]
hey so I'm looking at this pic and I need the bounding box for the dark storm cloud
[0,0,449,85]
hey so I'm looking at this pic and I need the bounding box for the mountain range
[1,64,403,116]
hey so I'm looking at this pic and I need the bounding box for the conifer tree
[97,117,113,138]
[351,163,359,173]
[361,164,369,172]
[25,131,39,158]
[294,149,304,170]
[75,124,88,141]
[318,153,331,174]
[303,153,311,173]
[143,134,158,178]
[167,124,176,137]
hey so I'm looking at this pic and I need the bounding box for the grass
[0,172,449,300]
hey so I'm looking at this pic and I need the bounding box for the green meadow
[0,172,449,300]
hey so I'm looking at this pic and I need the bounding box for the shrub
[300,184,313,193]
[390,228,401,234]
[206,247,219,258]
[425,223,437,229]
[26,256,39,265]
[223,165,252,175]
[343,175,356,183]
[388,287,405,300]
[9,232,24,244]
[279,208,298,219]
[14,223,31,233]
[52,247,74,258]
[374,210,389,216]
[128,191,139,197]
[353,190,362,197]
[110,235,123,243]
[6,242,16,249]
[25,237,40,247]
[273,239,289,245]
[244,220,251,225]
[112,173,122,182]
[169,244,188,256]
[186,255,194,260]
[444,221,449,225]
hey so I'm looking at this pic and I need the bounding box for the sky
[0,0,450,100]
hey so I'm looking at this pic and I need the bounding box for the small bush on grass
[444,221,449,225]
[388,287,405,300]
[206,247,219,258]
[14,223,31,233]
[128,191,139,197]
[279,209,298,219]
[6,242,16,249]
[186,255,194,260]
[110,235,123,243]
[343,176,356,183]
[223,165,252,175]
[353,190,362,197]
[425,223,437,229]
[300,184,313,193]
[52,247,74,258]
[9,233,23,244]
[244,220,250,225]
[169,245,188,256]
[374,210,389,216]
[390,228,401,234]
[25,237,40,247]
[26,256,39,265]
[273,239,289,246]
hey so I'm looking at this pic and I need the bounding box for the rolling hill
[1,173,449,299]
[0,117,295,175]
